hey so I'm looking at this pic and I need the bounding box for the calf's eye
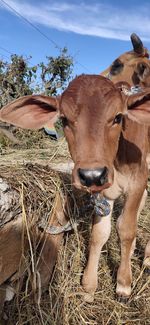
[113,113,123,125]
[110,59,124,75]
[61,116,68,127]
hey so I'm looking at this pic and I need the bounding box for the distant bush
[0,47,73,108]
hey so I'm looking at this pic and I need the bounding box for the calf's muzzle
[78,167,108,187]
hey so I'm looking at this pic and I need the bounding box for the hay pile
[0,134,150,324]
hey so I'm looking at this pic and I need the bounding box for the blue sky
[0,0,150,77]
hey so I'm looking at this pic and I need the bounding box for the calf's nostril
[78,168,92,187]
[98,167,108,185]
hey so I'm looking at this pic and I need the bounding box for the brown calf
[1,75,150,301]
[102,33,150,88]
[102,33,150,270]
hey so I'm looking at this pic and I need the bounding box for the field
[0,129,150,325]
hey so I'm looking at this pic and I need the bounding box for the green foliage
[39,47,73,96]
[0,55,37,107]
[0,48,73,108]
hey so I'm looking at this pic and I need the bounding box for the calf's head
[60,76,124,192]
[102,33,150,87]
[1,75,150,193]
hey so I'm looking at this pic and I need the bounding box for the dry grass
[1,130,150,325]
[0,128,70,165]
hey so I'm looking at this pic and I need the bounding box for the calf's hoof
[116,283,131,303]
[82,282,96,303]
[82,269,97,303]
[83,292,94,303]
[116,294,129,304]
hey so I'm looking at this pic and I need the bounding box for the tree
[0,54,37,108]
[0,48,73,108]
[39,47,73,96]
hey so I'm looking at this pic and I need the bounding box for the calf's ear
[0,95,59,129]
[127,90,150,124]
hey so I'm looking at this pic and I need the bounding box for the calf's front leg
[116,187,147,299]
[82,200,114,301]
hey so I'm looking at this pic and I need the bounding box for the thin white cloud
[1,0,150,42]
